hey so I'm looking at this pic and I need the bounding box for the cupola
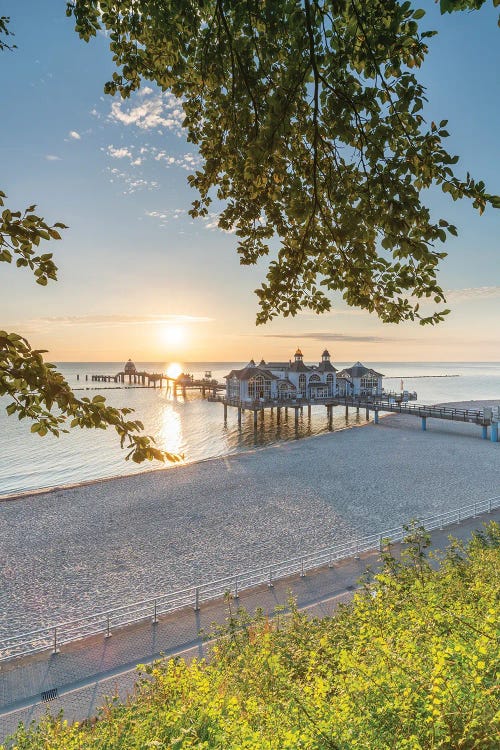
[294,347,303,362]
[322,349,331,362]
[124,358,136,374]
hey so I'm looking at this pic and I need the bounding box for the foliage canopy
[68,0,500,325]
[6,523,500,749]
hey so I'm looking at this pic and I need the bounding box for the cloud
[45,154,61,161]
[108,91,185,134]
[69,130,81,140]
[152,147,201,170]
[107,145,133,159]
[202,211,236,233]
[24,314,214,331]
[261,332,407,343]
[145,208,187,225]
[444,286,500,301]
[106,165,159,194]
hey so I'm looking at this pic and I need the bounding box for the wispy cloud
[108,91,185,134]
[107,166,159,194]
[202,211,236,233]
[444,286,500,301]
[145,208,187,226]
[21,314,214,332]
[69,130,81,140]
[45,154,61,161]
[261,332,409,343]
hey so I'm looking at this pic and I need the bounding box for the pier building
[337,362,384,397]
[224,349,383,403]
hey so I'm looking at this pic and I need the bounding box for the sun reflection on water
[157,401,184,459]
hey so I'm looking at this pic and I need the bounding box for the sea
[1,361,499,498]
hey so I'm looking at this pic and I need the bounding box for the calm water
[1,361,499,497]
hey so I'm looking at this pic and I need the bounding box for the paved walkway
[0,509,498,744]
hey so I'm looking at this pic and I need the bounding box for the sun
[162,325,185,347]
[166,362,183,379]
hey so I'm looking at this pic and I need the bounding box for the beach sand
[0,400,498,639]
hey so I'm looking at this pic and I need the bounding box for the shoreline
[1,398,498,504]
[0,416,370,503]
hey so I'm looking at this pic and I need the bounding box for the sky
[1,1,499,363]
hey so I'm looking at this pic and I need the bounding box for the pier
[209,394,500,441]
[87,360,225,396]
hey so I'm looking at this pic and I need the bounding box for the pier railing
[1,496,498,663]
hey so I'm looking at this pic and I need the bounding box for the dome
[124,358,136,374]
[294,347,303,358]
[259,358,266,367]
[322,349,330,358]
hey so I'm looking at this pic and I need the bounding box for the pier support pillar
[294,408,299,426]
[482,425,488,440]
[285,407,288,419]
[253,410,258,429]
[491,423,498,443]
[237,407,242,425]
[374,410,379,425]
[345,404,349,419]
[307,405,311,419]
[365,408,369,420]
[223,403,227,421]
[327,405,333,430]
[421,416,427,431]
[277,407,281,424]
[260,408,264,421]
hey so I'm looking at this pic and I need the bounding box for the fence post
[300,557,305,577]
[354,540,360,560]
[194,587,200,611]
[379,536,383,552]
[152,599,158,624]
[489,498,492,513]
[234,576,239,599]
[52,627,60,655]
[269,569,274,588]
[457,509,461,525]
[473,502,477,518]
[105,614,112,638]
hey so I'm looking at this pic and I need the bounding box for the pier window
[227,376,240,400]
[298,374,306,396]
[326,373,334,396]
[248,375,271,399]
[361,374,379,394]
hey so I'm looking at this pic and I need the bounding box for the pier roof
[289,359,312,373]
[317,360,337,373]
[338,362,384,379]
[225,365,279,381]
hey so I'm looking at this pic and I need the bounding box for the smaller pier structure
[89,360,225,396]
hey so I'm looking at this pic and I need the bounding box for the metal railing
[1,496,498,663]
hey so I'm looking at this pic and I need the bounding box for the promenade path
[1,509,498,744]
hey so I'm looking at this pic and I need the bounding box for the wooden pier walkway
[209,394,500,440]
[86,372,225,395]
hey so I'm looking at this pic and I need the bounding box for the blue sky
[1,1,499,362]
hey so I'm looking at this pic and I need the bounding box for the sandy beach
[0,400,498,640]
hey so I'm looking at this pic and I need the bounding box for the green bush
[6,523,499,749]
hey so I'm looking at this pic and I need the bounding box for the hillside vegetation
[6,524,499,750]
